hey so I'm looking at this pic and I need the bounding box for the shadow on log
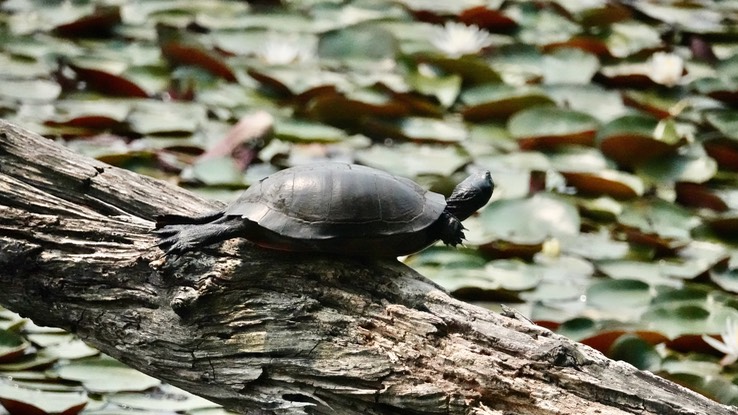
[0,119,734,415]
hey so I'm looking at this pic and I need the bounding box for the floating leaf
[0,330,30,363]
[542,48,600,84]
[618,199,700,243]
[604,21,662,58]
[461,84,554,122]
[597,115,683,168]
[0,79,61,102]
[562,170,644,199]
[407,69,461,108]
[66,62,148,98]
[596,260,678,287]
[638,146,717,184]
[609,334,661,371]
[587,279,651,311]
[318,25,398,65]
[53,5,121,38]
[54,357,160,393]
[418,54,502,85]
[275,119,346,143]
[127,101,205,135]
[545,84,628,122]
[478,194,580,245]
[189,156,244,187]
[641,304,710,339]
[485,260,544,291]
[108,384,217,411]
[0,381,87,415]
[703,138,738,172]
[355,143,468,177]
[508,106,599,150]
[458,6,518,33]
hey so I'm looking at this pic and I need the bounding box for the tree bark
[0,119,734,415]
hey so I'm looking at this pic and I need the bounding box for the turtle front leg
[155,215,247,256]
[437,212,465,247]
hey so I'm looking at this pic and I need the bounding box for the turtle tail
[154,211,243,257]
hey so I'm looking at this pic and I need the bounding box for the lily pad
[542,48,600,84]
[508,106,599,150]
[318,25,398,65]
[478,194,580,245]
[0,330,30,363]
[586,279,651,311]
[641,304,711,339]
[108,384,217,411]
[562,170,644,199]
[54,357,160,393]
[461,84,554,121]
[609,334,661,371]
[596,115,683,168]
[0,381,87,415]
[355,143,468,177]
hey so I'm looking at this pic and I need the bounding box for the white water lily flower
[430,22,494,58]
[649,52,684,87]
[702,318,738,366]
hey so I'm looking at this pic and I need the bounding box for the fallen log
[0,119,733,415]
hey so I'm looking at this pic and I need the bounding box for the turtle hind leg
[154,210,225,229]
[436,212,466,247]
[155,216,246,257]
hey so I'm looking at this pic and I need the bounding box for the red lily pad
[458,6,518,33]
[562,170,644,199]
[65,62,148,98]
[53,6,121,38]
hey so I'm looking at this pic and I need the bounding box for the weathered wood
[0,119,734,415]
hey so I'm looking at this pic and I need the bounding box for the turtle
[155,162,493,257]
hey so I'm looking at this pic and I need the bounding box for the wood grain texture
[0,119,734,415]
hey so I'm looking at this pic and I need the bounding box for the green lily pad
[597,115,683,168]
[558,317,598,341]
[0,330,30,363]
[618,199,700,242]
[407,68,462,107]
[54,357,160,393]
[127,101,206,135]
[609,334,661,371]
[637,146,718,184]
[355,143,469,177]
[0,79,61,102]
[596,260,677,287]
[547,146,609,173]
[461,84,554,122]
[546,84,628,122]
[705,110,738,141]
[0,381,87,415]
[318,24,398,65]
[108,384,217,411]
[275,119,347,143]
[508,106,599,149]
[605,21,662,58]
[542,48,600,84]
[485,260,544,291]
[586,279,652,310]
[396,117,468,143]
[641,304,710,339]
[478,194,580,245]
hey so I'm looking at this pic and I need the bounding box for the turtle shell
[225,163,446,241]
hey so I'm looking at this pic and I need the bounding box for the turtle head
[445,170,494,221]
